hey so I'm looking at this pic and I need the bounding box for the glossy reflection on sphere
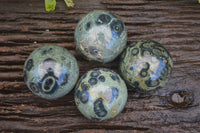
[119,40,173,92]
[75,11,127,63]
[23,45,79,99]
[75,68,128,121]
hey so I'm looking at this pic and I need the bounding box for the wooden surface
[0,0,200,132]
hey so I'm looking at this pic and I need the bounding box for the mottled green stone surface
[75,11,127,63]
[23,45,79,99]
[75,68,127,121]
[119,40,173,92]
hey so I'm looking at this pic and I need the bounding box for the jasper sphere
[23,45,79,99]
[119,40,173,92]
[75,11,127,63]
[75,68,128,121]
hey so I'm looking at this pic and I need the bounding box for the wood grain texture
[0,0,200,132]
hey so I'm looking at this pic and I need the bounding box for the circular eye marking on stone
[41,76,57,94]
[29,82,40,93]
[80,91,90,104]
[110,20,124,37]
[98,76,105,82]
[89,46,99,56]
[90,71,101,77]
[88,78,98,86]
[93,98,108,117]
[81,82,89,91]
[110,74,120,83]
[86,22,91,31]
[132,48,139,56]
[96,14,111,25]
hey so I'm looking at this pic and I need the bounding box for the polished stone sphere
[75,11,127,63]
[119,40,173,92]
[75,68,127,121]
[23,45,79,99]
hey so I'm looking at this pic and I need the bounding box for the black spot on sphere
[88,78,98,86]
[94,98,107,117]
[140,40,154,48]
[43,58,55,63]
[132,81,139,87]
[96,14,111,25]
[110,74,120,83]
[44,78,53,90]
[29,82,40,93]
[140,69,148,77]
[89,47,99,55]
[25,59,33,71]
[81,82,89,91]
[144,62,150,70]
[75,84,89,104]
[90,71,101,77]
[41,48,53,55]
[44,78,54,90]
[46,68,54,76]
[49,48,53,51]
[78,48,90,60]
[110,19,124,37]
[145,79,159,87]
[98,76,105,82]
[86,22,91,31]
[130,66,133,71]
[80,91,89,104]
[141,49,153,56]
[132,48,139,56]
[75,90,81,99]
[40,75,58,94]
[112,87,119,100]
[84,48,89,53]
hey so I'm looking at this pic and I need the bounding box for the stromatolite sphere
[119,40,173,92]
[75,68,128,121]
[75,11,127,63]
[23,45,79,99]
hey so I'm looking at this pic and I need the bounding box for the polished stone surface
[75,68,127,121]
[23,45,79,99]
[75,11,127,63]
[119,40,173,92]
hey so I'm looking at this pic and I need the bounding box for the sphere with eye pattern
[75,68,128,121]
[75,11,127,63]
[119,40,173,92]
[23,45,79,99]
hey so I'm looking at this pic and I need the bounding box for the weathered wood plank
[0,0,200,132]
